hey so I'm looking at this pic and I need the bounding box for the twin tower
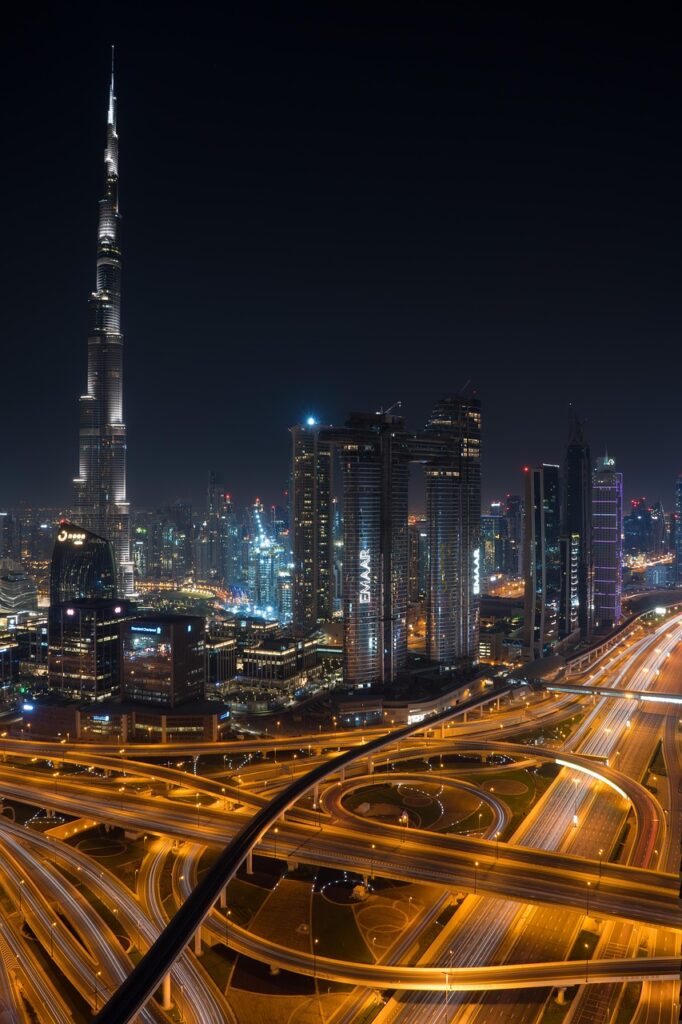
[291,396,482,687]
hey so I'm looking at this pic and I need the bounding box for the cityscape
[0,9,680,1024]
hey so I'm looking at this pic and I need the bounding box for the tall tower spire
[73,52,134,597]
[108,45,116,128]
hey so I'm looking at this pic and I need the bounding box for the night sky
[2,6,679,514]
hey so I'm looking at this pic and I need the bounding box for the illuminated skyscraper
[505,494,524,576]
[73,52,134,597]
[559,413,592,639]
[424,394,482,666]
[408,520,428,602]
[321,413,409,687]
[319,397,481,685]
[49,522,117,606]
[290,421,333,630]
[592,454,623,631]
[218,493,242,588]
[524,464,561,659]
[675,475,682,585]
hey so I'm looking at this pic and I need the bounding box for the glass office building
[425,395,482,666]
[592,455,623,631]
[122,615,205,707]
[290,422,333,630]
[524,464,561,659]
[50,522,117,606]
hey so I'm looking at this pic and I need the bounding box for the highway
[371,609,682,1024]
[0,608,678,1023]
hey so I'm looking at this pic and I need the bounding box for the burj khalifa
[73,51,134,597]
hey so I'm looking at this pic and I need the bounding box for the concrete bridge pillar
[339,766,345,783]
[367,755,374,775]
[246,849,253,875]
[219,887,227,909]
[194,928,202,955]
[161,973,172,1010]
[556,988,566,1005]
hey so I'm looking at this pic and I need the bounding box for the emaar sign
[472,547,481,596]
[359,548,371,604]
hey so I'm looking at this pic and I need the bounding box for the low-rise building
[241,636,320,693]
[122,615,205,707]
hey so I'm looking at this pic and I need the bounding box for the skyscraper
[424,394,482,666]
[559,413,592,639]
[592,454,623,631]
[524,464,561,660]
[505,494,524,576]
[675,475,682,585]
[321,412,409,687]
[319,397,480,686]
[73,52,134,597]
[49,522,117,606]
[407,520,428,603]
[217,492,242,589]
[290,421,333,631]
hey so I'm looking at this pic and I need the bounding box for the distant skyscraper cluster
[8,53,682,719]
[284,394,484,687]
[480,497,523,583]
[523,414,627,659]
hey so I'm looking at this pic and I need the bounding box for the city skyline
[1,10,680,511]
[0,12,680,1024]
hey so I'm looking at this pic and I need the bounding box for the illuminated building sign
[57,529,86,545]
[472,547,481,596]
[131,625,162,635]
[359,549,371,604]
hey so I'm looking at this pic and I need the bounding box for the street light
[585,880,591,916]
[313,936,319,981]
[94,969,102,1010]
[50,919,57,957]
[370,843,375,881]
[18,878,24,915]
[473,861,479,895]
[495,831,501,861]
[598,848,603,881]
[584,942,589,982]
[273,826,279,860]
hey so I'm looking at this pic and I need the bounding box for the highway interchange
[0,609,680,1024]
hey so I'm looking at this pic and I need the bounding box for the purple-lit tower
[592,453,623,631]
[73,52,134,597]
